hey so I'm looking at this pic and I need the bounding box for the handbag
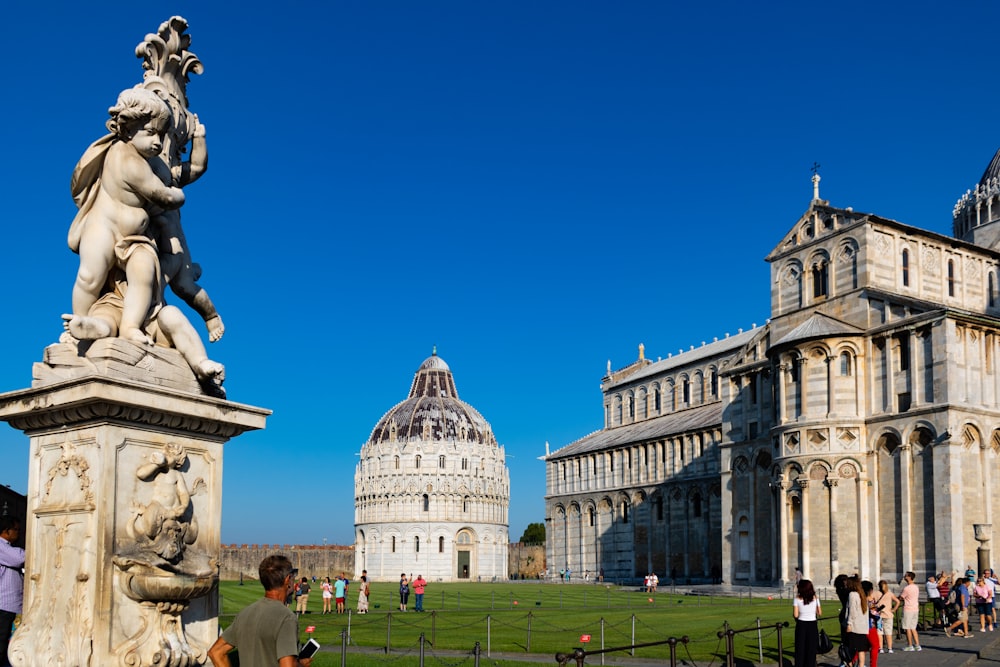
[817,629,833,654]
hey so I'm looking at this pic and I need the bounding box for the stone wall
[220,544,355,581]
[508,542,546,578]
[220,542,545,581]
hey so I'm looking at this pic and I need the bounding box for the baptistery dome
[368,354,498,447]
[354,352,509,582]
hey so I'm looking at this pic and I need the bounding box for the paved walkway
[817,625,1000,667]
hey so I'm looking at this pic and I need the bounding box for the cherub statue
[67,87,184,345]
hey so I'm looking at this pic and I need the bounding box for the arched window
[415,536,420,553]
[654,388,661,412]
[840,351,852,376]
[463,496,470,512]
[710,370,718,397]
[991,272,997,308]
[621,500,630,523]
[415,455,421,469]
[692,492,702,518]
[422,494,429,511]
[439,455,445,468]
[683,379,690,404]
[589,507,595,526]
[392,536,396,553]
[439,536,444,553]
[812,260,828,298]
[901,249,910,287]
[394,456,400,470]
[948,260,955,297]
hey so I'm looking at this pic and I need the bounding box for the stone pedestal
[975,523,993,579]
[0,343,269,667]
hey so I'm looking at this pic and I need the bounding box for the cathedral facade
[355,353,510,581]
[545,159,1000,585]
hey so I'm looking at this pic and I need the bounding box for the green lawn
[218,581,822,666]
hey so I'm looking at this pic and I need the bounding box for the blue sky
[0,1,997,545]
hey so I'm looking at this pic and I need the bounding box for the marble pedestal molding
[0,346,269,667]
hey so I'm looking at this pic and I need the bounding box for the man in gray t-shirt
[208,555,312,667]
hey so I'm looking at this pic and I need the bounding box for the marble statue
[61,16,225,396]
[0,18,274,667]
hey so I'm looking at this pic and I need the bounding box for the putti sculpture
[59,15,225,398]
[0,17,270,667]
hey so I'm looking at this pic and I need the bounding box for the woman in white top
[845,577,870,667]
[793,578,822,667]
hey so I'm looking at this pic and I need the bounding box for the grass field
[218,580,825,666]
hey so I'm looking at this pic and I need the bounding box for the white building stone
[545,152,1000,585]
[355,352,510,581]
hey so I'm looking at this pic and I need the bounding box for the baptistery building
[546,155,1000,586]
[355,352,510,581]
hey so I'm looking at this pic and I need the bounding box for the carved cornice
[0,376,269,439]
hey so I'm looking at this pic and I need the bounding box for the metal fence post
[385,612,392,654]
[487,614,491,657]
[756,617,763,664]
[419,632,425,667]
[601,617,606,666]
[431,610,436,647]
[340,629,348,667]
[631,614,636,656]
[473,641,481,667]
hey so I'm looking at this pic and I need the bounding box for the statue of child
[68,87,185,345]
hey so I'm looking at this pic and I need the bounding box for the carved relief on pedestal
[10,471,96,667]
[113,441,217,667]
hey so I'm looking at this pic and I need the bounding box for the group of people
[643,572,659,592]
[793,571,922,667]
[397,573,428,611]
[793,566,1000,667]
[289,572,370,615]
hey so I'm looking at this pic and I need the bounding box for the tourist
[986,568,999,629]
[938,572,954,628]
[399,573,410,611]
[898,571,921,651]
[945,577,972,638]
[0,517,25,667]
[412,574,427,612]
[973,574,994,632]
[861,580,881,667]
[874,580,899,654]
[792,578,820,667]
[321,577,333,614]
[207,554,312,667]
[296,577,310,615]
[357,574,370,614]
[334,573,347,614]
[926,574,943,628]
[844,577,871,667]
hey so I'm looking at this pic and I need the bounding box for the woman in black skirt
[793,579,822,667]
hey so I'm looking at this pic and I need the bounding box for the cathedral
[545,153,1000,585]
[354,352,510,581]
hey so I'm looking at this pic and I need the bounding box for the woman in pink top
[974,575,995,632]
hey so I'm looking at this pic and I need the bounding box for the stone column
[0,371,268,667]
[777,481,789,585]
[899,444,914,570]
[777,363,787,424]
[827,478,839,581]
[799,481,811,577]
[826,355,835,417]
